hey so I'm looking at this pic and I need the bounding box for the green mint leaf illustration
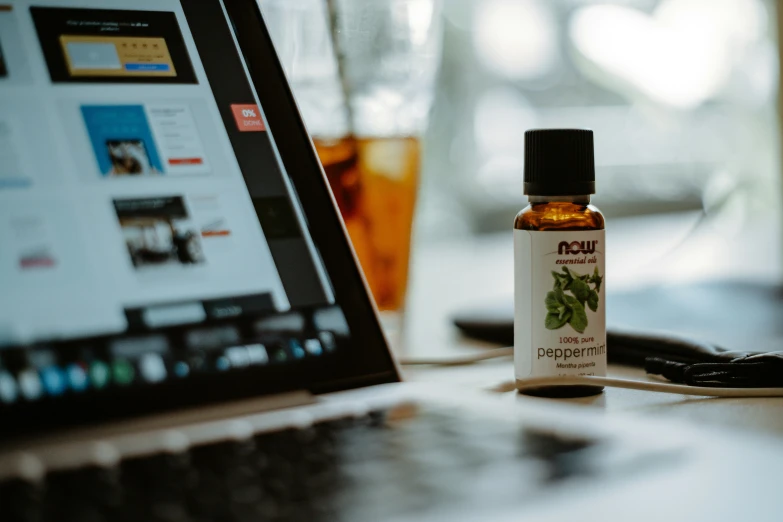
[554,286,567,304]
[560,267,574,290]
[544,267,601,332]
[570,278,591,305]
[587,289,599,312]
[545,291,561,313]
[591,266,603,293]
[551,271,569,291]
[545,311,570,330]
[563,294,588,333]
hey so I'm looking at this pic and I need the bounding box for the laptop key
[43,467,120,522]
[188,439,267,522]
[0,478,44,522]
[119,452,196,522]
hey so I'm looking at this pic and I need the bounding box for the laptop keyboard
[0,403,669,522]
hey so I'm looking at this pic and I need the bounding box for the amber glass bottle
[514,130,606,398]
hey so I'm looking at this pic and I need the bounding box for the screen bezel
[0,0,399,441]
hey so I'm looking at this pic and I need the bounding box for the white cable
[398,349,783,397]
[515,375,783,397]
[398,348,513,366]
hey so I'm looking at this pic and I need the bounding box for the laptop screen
[0,0,394,418]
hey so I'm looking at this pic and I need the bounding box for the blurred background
[261,0,783,355]
[422,0,780,237]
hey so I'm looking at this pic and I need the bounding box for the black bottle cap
[524,129,595,196]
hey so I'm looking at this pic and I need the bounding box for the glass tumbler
[260,0,443,339]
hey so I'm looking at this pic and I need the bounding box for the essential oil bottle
[514,129,606,398]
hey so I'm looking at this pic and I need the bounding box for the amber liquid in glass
[314,136,420,312]
[515,197,606,398]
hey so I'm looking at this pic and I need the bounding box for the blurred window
[420,0,780,235]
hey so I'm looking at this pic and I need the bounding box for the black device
[452,282,783,386]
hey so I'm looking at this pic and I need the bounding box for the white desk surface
[400,212,783,437]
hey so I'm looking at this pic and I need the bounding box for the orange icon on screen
[230,104,265,132]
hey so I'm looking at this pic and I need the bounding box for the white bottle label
[514,229,606,380]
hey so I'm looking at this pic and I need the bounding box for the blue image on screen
[81,105,164,176]
[125,63,171,72]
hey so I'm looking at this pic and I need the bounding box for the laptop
[1,0,782,520]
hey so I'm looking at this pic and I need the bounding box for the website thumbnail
[31,6,197,84]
